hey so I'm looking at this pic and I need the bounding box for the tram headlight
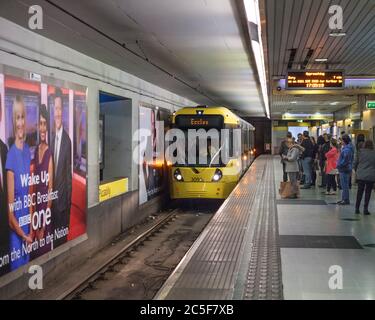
[174,168,184,181]
[212,169,223,182]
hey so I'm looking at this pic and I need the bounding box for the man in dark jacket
[279,132,292,182]
[336,134,354,205]
[318,133,331,188]
[300,131,314,189]
[51,88,72,247]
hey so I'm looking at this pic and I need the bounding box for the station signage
[366,101,375,109]
[286,71,344,89]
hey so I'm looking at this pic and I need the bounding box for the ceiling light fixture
[330,102,339,105]
[315,58,328,62]
[329,32,346,37]
[291,101,297,104]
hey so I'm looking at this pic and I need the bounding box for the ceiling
[0,0,267,116]
[261,0,375,117]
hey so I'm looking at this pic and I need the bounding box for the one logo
[192,177,203,182]
[328,265,343,290]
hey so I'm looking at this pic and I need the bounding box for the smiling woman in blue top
[6,96,33,270]
[336,134,354,206]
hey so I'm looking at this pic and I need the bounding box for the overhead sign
[366,101,375,109]
[287,71,344,89]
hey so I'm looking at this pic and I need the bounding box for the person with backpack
[336,134,354,205]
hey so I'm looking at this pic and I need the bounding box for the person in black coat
[354,140,375,215]
[50,89,72,247]
[0,97,9,276]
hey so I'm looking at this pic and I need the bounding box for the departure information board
[286,71,344,89]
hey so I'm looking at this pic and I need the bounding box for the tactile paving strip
[242,160,283,300]
[157,156,283,300]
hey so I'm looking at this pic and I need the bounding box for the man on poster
[0,96,9,276]
[51,88,72,247]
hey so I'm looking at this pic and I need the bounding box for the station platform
[156,155,375,300]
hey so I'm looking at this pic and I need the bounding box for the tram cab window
[99,91,132,187]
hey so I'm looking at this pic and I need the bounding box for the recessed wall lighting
[329,32,346,37]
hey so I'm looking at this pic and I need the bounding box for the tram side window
[229,129,234,157]
[99,91,132,186]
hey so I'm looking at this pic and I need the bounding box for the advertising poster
[0,65,87,277]
[139,105,169,205]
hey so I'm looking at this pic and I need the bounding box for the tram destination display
[286,71,344,89]
[175,115,224,129]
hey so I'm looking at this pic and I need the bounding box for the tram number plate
[192,177,203,182]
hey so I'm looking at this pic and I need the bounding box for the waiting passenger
[319,133,331,188]
[310,136,319,187]
[354,140,375,215]
[336,134,354,205]
[282,138,304,199]
[325,139,339,195]
[300,131,314,189]
[297,133,303,145]
[354,134,365,175]
[279,132,292,182]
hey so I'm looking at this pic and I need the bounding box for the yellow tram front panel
[170,160,241,199]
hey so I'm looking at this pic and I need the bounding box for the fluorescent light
[244,0,259,24]
[315,58,328,62]
[291,101,297,104]
[330,101,339,105]
[329,32,346,37]
[244,0,270,118]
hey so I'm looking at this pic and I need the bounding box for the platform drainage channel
[279,235,363,249]
[276,200,327,205]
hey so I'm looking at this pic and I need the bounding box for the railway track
[59,206,215,300]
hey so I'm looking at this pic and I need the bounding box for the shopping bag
[279,181,287,196]
[279,181,293,199]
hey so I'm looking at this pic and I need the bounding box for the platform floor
[156,155,375,300]
[273,157,375,300]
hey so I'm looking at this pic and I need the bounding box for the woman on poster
[6,96,33,270]
[31,104,54,257]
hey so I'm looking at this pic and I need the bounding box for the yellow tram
[169,106,255,199]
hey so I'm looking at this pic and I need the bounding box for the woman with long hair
[31,104,54,256]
